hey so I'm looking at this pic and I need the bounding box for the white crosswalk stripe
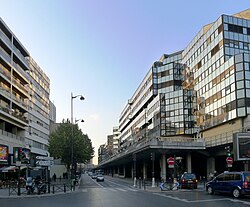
[88,187,138,193]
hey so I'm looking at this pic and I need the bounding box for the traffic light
[225,146,232,157]
[150,152,155,161]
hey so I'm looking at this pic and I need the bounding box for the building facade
[99,9,250,179]
[0,17,51,169]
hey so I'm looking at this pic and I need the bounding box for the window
[216,174,225,181]
[228,24,243,34]
[211,44,220,57]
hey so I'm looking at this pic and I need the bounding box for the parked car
[96,174,104,182]
[179,173,198,189]
[206,171,250,198]
[91,173,97,179]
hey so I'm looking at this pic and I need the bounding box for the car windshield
[183,174,196,179]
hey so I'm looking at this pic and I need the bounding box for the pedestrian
[53,173,57,182]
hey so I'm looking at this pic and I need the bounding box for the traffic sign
[36,160,54,166]
[167,157,175,165]
[36,156,54,161]
[226,157,233,165]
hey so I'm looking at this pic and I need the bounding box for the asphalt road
[1,174,250,207]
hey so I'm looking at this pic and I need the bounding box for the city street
[1,174,250,207]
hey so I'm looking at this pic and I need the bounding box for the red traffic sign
[226,157,233,164]
[167,157,175,165]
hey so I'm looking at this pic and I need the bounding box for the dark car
[91,173,97,179]
[179,173,198,189]
[206,171,250,198]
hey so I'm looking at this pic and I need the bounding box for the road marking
[105,178,131,188]
[127,188,138,192]
[81,189,87,192]
[153,193,250,204]
[116,188,127,192]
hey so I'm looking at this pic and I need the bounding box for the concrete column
[186,153,192,173]
[207,157,215,178]
[160,154,166,182]
[123,166,126,178]
[143,161,147,179]
[132,164,134,178]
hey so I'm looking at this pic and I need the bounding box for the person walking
[53,173,57,182]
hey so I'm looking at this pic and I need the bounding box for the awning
[0,166,16,172]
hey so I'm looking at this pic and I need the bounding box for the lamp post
[71,92,84,179]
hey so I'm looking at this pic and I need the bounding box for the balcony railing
[0,47,11,63]
[99,136,205,165]
[0,65,11,80]
[12,46,29,67]
[0,29,12,48]
[0,104,28,124]
[204,127,244,147]
[12,62,29,81]
[0,129,25,145]
[12,76,29,95]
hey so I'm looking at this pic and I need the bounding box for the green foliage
[48,119,94,170]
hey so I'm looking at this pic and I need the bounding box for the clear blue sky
[1,0,249,164]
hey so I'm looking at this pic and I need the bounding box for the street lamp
[71,92,84,179]
[75,118,84,123]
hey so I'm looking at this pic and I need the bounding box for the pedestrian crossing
[81,187,139,193]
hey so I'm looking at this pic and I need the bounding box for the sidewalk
[0,177,82,199]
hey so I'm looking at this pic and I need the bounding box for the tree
[49,119,94,171]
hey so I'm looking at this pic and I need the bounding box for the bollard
[139,178,141,189]
[64,184,66,193]
[143,179,146,190]
[53,185,55,194]
[48,182,50,194]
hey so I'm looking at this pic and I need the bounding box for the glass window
[238,99,245,107]
[237,81,244,89]
[224,24,228,31]
[238,108,246,117]
[235,54,243,63]
[216,174,225,181]
[246,80,250,88]
[236,72,244,81]
[237,89,245,98]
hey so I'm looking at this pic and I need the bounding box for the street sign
[167,157,175,165]
[36,156,54,161]
[36,160,54,166]
[226,157,233,165]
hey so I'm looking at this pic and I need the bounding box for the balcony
[12,76,29,96]
[12,62,29,82]
[12,46,29,68]
[0,47,11,63]
[0,104,28,124]
[0,29,12,49]
[0,129,25,148]
[0,65,11,81]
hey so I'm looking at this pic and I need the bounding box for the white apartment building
[0,17,51,167]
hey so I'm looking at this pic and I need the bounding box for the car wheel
[207,186,214,195]
[232,188,241,198]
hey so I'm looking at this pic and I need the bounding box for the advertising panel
[0,145,8,163]
[13,147,31,164]
[233,132,250,161]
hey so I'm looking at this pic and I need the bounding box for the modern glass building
[182,9,250,145]
[99,9,250,177]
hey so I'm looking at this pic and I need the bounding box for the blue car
[206,171,250,198]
